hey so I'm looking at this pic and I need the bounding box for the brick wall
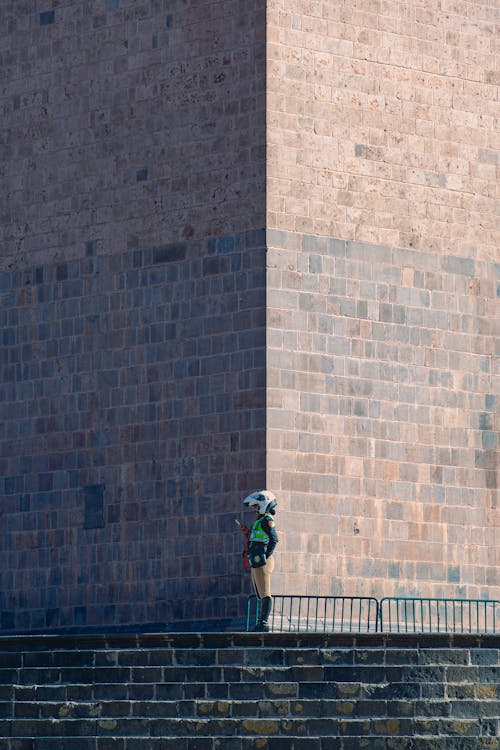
[1,0,498,632]
[0,231,266,631]
[267,0,498,261]
[0,1,267,630]
[265,0,499,602]
[1,632,499,747]
[1,0,266,271]
[267,231,499,602]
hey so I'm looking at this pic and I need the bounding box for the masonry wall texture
[0,233,267,632]
[0,0,499,633]
[0,0,266,270]
[0,0,266,632]
[266,0,499,602]
[267,232,498,601]
[267,0,498,261]
[0,632,499,747]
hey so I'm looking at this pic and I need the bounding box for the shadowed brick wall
[0,0,267,631]
[0,232,266,631]
[1,0,266,271]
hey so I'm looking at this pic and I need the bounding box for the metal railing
[246,595,379,633]
[246,595,500,634]
[379,597,500,634]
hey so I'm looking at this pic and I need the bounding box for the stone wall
[1,0,266,271]
[0,230,266,632]
[0,0,267,631]
[267,0,498,261]
[0,632,499,747]
[0,0,498,632]
[266,0,499,602]
[267,231,499,602]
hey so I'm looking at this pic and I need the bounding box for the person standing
[236,490,279,632]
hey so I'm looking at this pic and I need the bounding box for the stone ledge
[0,632,499,652]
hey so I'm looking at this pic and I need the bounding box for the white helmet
[243,490,277,515]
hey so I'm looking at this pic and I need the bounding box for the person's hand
[235,519,248,534]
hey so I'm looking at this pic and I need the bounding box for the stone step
[2,679,493,709]
[1,697,412,719]
[7,678,497,704]
[1,644,488,667]
[0,633,497,749]
[1,740,500,750]
[2,715,490,738]
[1,739,499,750]
[5,696,499,721]
[0,646,394,666]
[3,662,485,686]
[7,681,496,703]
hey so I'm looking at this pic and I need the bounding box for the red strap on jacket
[242,531,251,570]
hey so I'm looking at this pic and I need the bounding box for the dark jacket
[249,514,279,557]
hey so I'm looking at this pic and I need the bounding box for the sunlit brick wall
[267,231,498,601]
[266,0,499,601]
[267,0,498,261]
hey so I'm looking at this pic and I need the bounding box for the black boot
[254,596,272,632]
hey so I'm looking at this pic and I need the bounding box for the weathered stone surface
[267,2,498,262]
[0,0,498,636]
[1,2,266,271]
[0,633,499,745]
[0,234,266,632]
[268,234,499,604]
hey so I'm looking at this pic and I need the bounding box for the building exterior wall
[266,0,499,601]
[267,231,499,601]
[1,0,266,272]
[267,0,498,262]
[0,0,266,632]
[0,0,498,633]
[1,232,267,632]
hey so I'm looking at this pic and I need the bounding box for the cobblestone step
[1,738,500,750]
[0,697,407,719]
[0,633,497,747]
[1,715,496,737]
[4,697,499,721]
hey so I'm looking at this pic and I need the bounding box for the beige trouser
[251,555,275,599]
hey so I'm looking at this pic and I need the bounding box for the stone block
[418,650,469,666]
[96,740,124,750]
[39,10,55,25]
[298,682,338,699]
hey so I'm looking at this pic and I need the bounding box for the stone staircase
[0,632,498,749]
